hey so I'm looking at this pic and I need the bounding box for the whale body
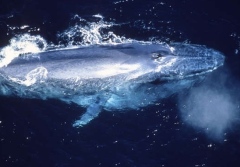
[0,42,224,127]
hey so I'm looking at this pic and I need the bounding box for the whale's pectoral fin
[72,103,102,127]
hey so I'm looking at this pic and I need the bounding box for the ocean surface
[0,0,240,167]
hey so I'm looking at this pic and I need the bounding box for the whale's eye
[152,51,170,59]
[152,50,175,59]
[151,53,162,59]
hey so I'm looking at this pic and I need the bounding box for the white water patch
[9,67,48,86]
[57,14,133,46]
[0,34,47,67]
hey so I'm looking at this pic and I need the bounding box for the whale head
[148,43,225,80]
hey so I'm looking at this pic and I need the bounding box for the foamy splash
[57,14,133,46]
[0,34,47,68]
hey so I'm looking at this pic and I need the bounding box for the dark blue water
[1,0,240,167]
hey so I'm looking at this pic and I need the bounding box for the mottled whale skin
[0,42,224,127]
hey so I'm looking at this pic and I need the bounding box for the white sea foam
[57,14,133,46]
[0,34,47,68]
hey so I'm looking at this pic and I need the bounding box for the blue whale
[0,42,224,127]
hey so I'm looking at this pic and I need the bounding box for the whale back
[1,43,167,81]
